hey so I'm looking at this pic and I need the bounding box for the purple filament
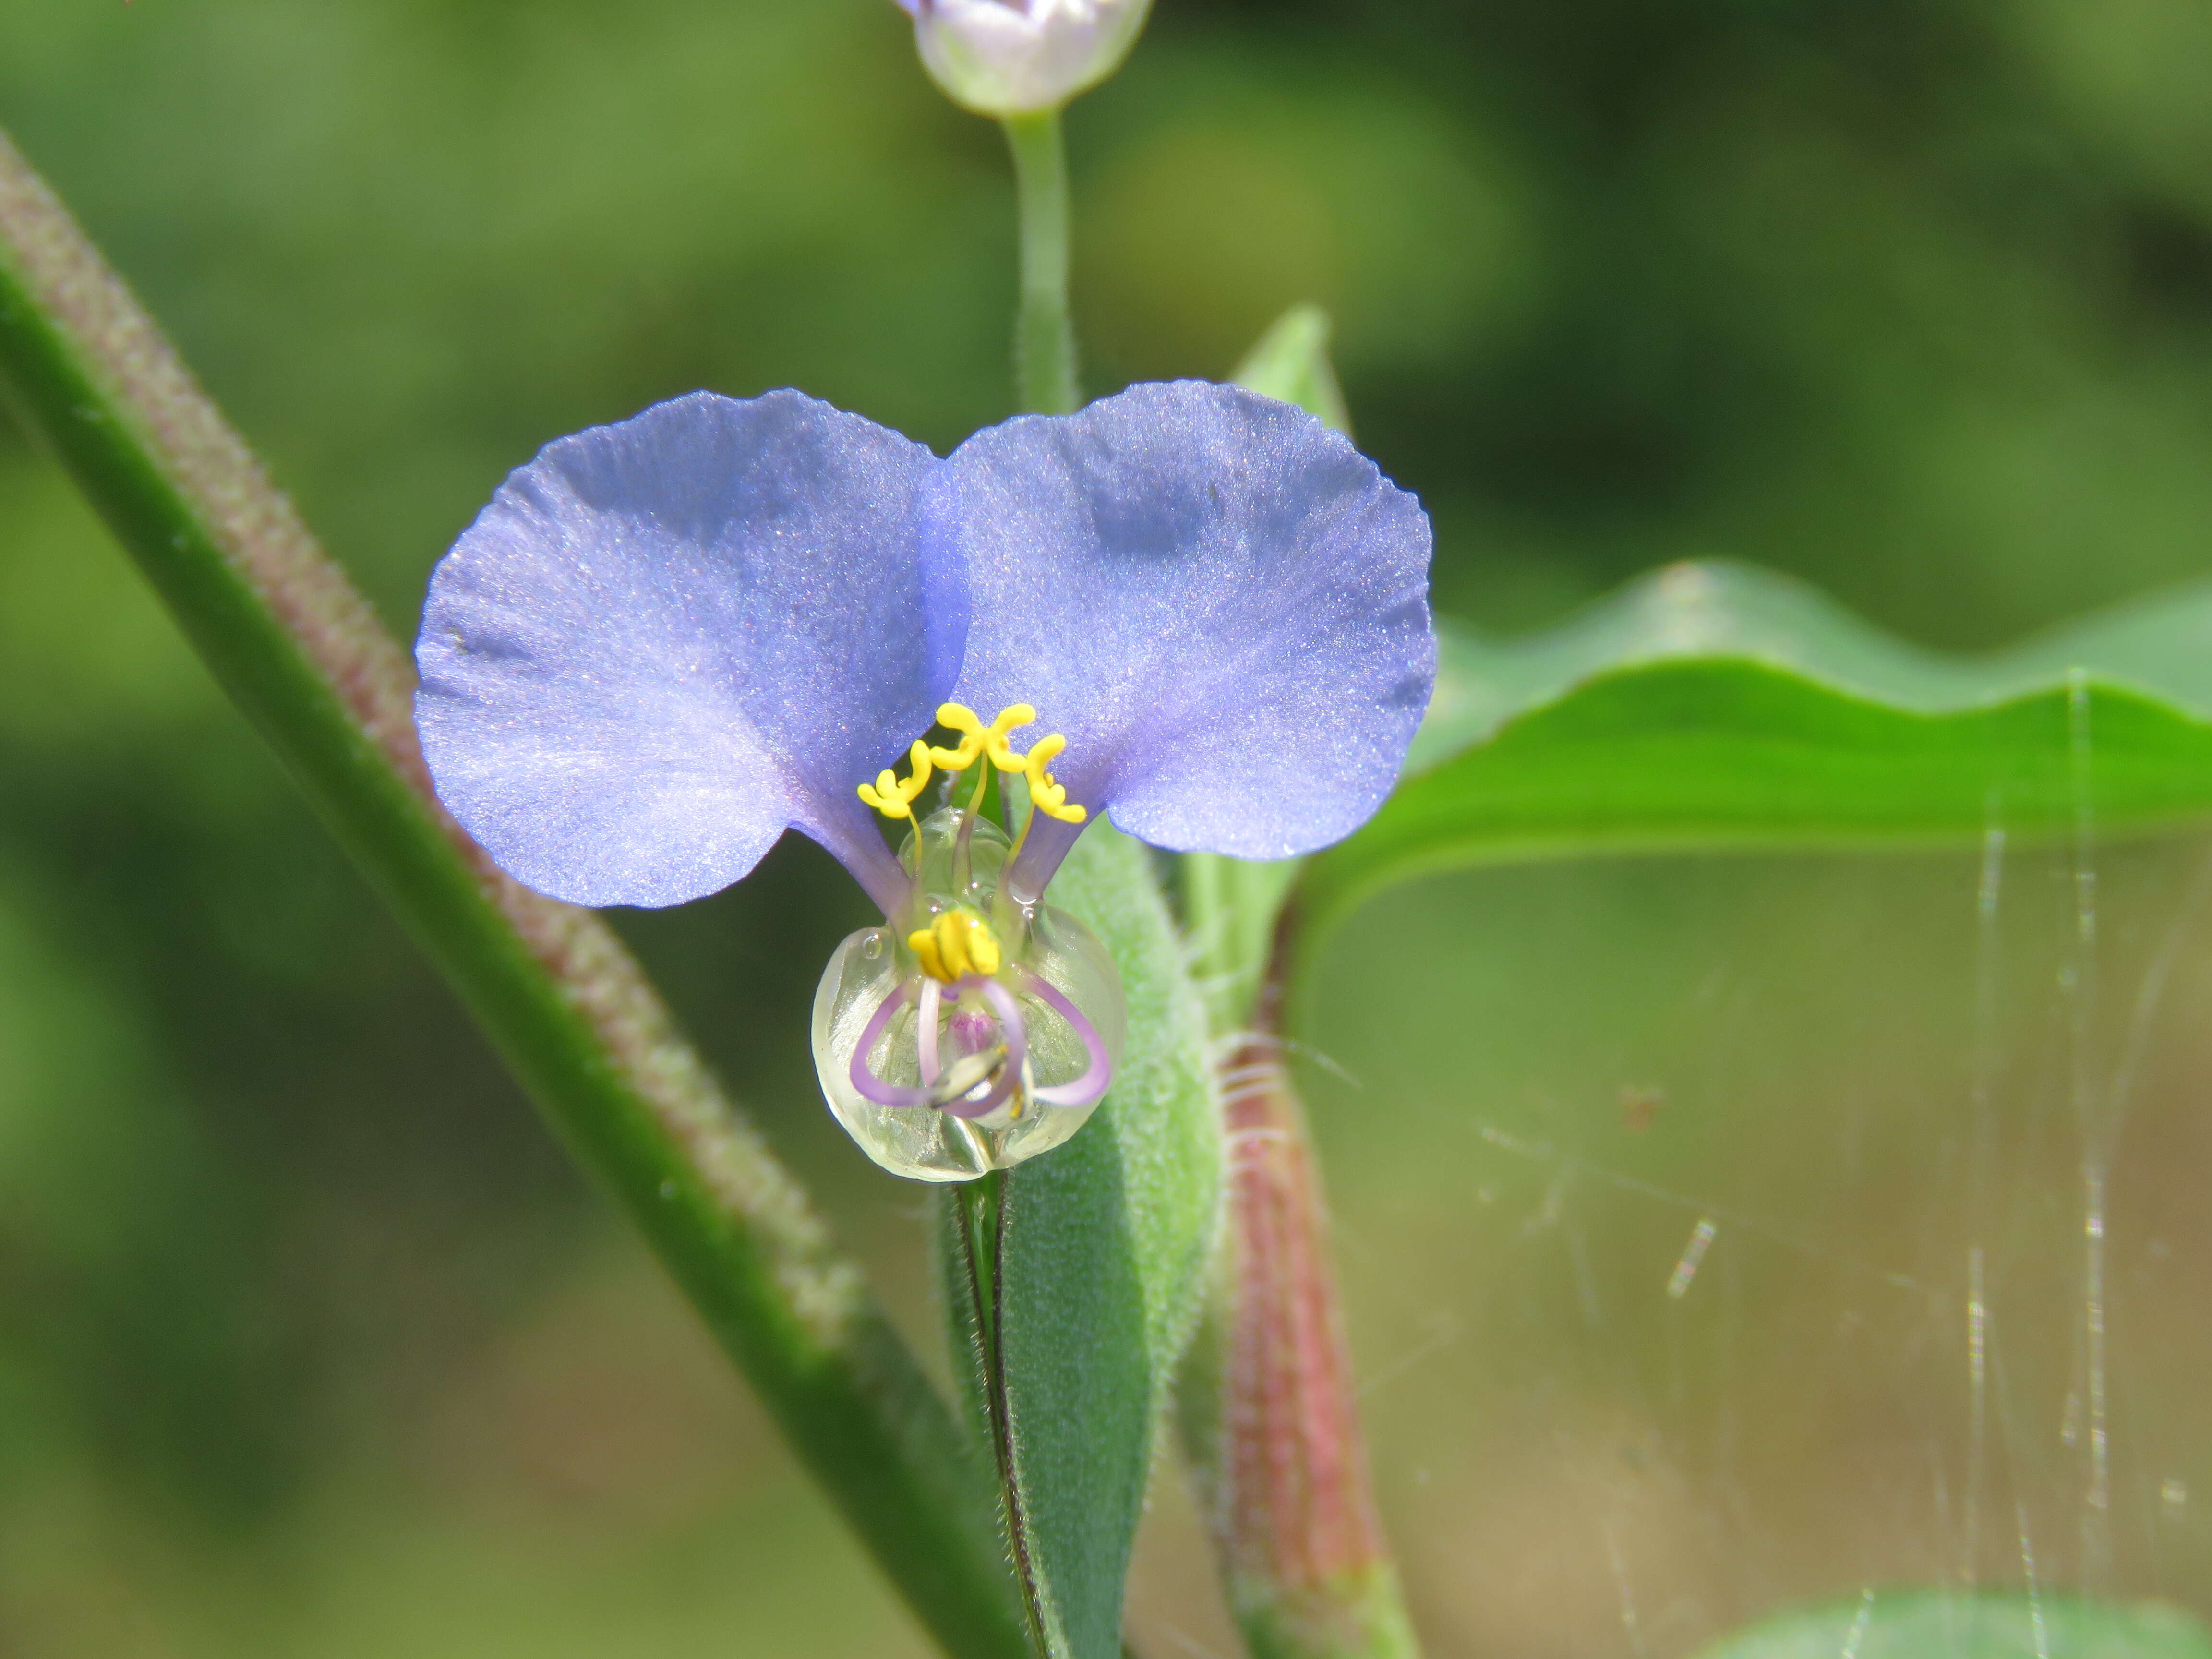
[1010,966,1113,1107]
[938,978,1028,1120]
[848,978,937,1109]
[911,969,1022,1123]
[848,973,1026,1118]
[849,966,1113,1116]
[915,977,944,1085]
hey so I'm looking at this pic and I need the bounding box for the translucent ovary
[811,806,1124,1181]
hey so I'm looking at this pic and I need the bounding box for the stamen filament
[1010,966,1112,1108]
[847,973,1035,1120]
[847,978,935,1108]
[953,754,992,892]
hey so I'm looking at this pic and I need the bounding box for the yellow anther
[1023,733,1088,825]
[857,741,935,821]
[909,927,945,981]
[907,909,1002,983]
[861,700,1085,837]
[929,703,1036,773]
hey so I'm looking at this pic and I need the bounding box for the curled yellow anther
[860,700,1084,840]
[857,740,934,821]
[1024,733,1088,825]
[929,703,1036,773]
[908,909,1003,982]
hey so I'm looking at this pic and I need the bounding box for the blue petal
[926,381,1433,883]
[416,390,950,913]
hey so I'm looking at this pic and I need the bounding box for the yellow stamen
[1023,733,1088,825]
[907,909,1002,982]
[860,700,1085,836]
[929,703,1035,773]
[857,740,935,821]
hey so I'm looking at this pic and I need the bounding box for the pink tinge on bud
[897,0,1154,117]
[1196,1029,1424,1657]
[1219,1042,1387,1585]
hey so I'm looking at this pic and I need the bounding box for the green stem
[0,127,1026,1659]
[1181,850,1304,1037]
[1003,109,1079,416]
[955,1170,1053,1658]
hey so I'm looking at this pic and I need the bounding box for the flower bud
[893,0,1153,117]
[1182,1035,1421,1658]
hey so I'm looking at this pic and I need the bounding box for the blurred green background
[2,0,2210,1653]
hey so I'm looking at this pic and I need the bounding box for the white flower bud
[894,0,1153,117]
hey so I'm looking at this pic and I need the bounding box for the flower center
[857,702,1088,828]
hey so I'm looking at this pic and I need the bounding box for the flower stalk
[1004,109,1079,416]
[1181,916,1423,1659]
[951,1169,1056,1658]
[0,125,1028,1659]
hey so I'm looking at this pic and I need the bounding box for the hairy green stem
[1003,110,1079,416]
[0,126,1025,1659]
[955,1169,1053,1658]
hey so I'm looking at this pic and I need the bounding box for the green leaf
[0,126,1028,1659]
[1232,302,1351,433]
[1695,1591,2212,1659]
[1299,559,2212,939]
[949,821,1223,1659]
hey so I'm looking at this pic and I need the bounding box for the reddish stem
[1195,922,1420,1659]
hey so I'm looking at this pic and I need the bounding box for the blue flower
[922,381,1434,903]
[415,390,946,919]
[415,381,1433,1179]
